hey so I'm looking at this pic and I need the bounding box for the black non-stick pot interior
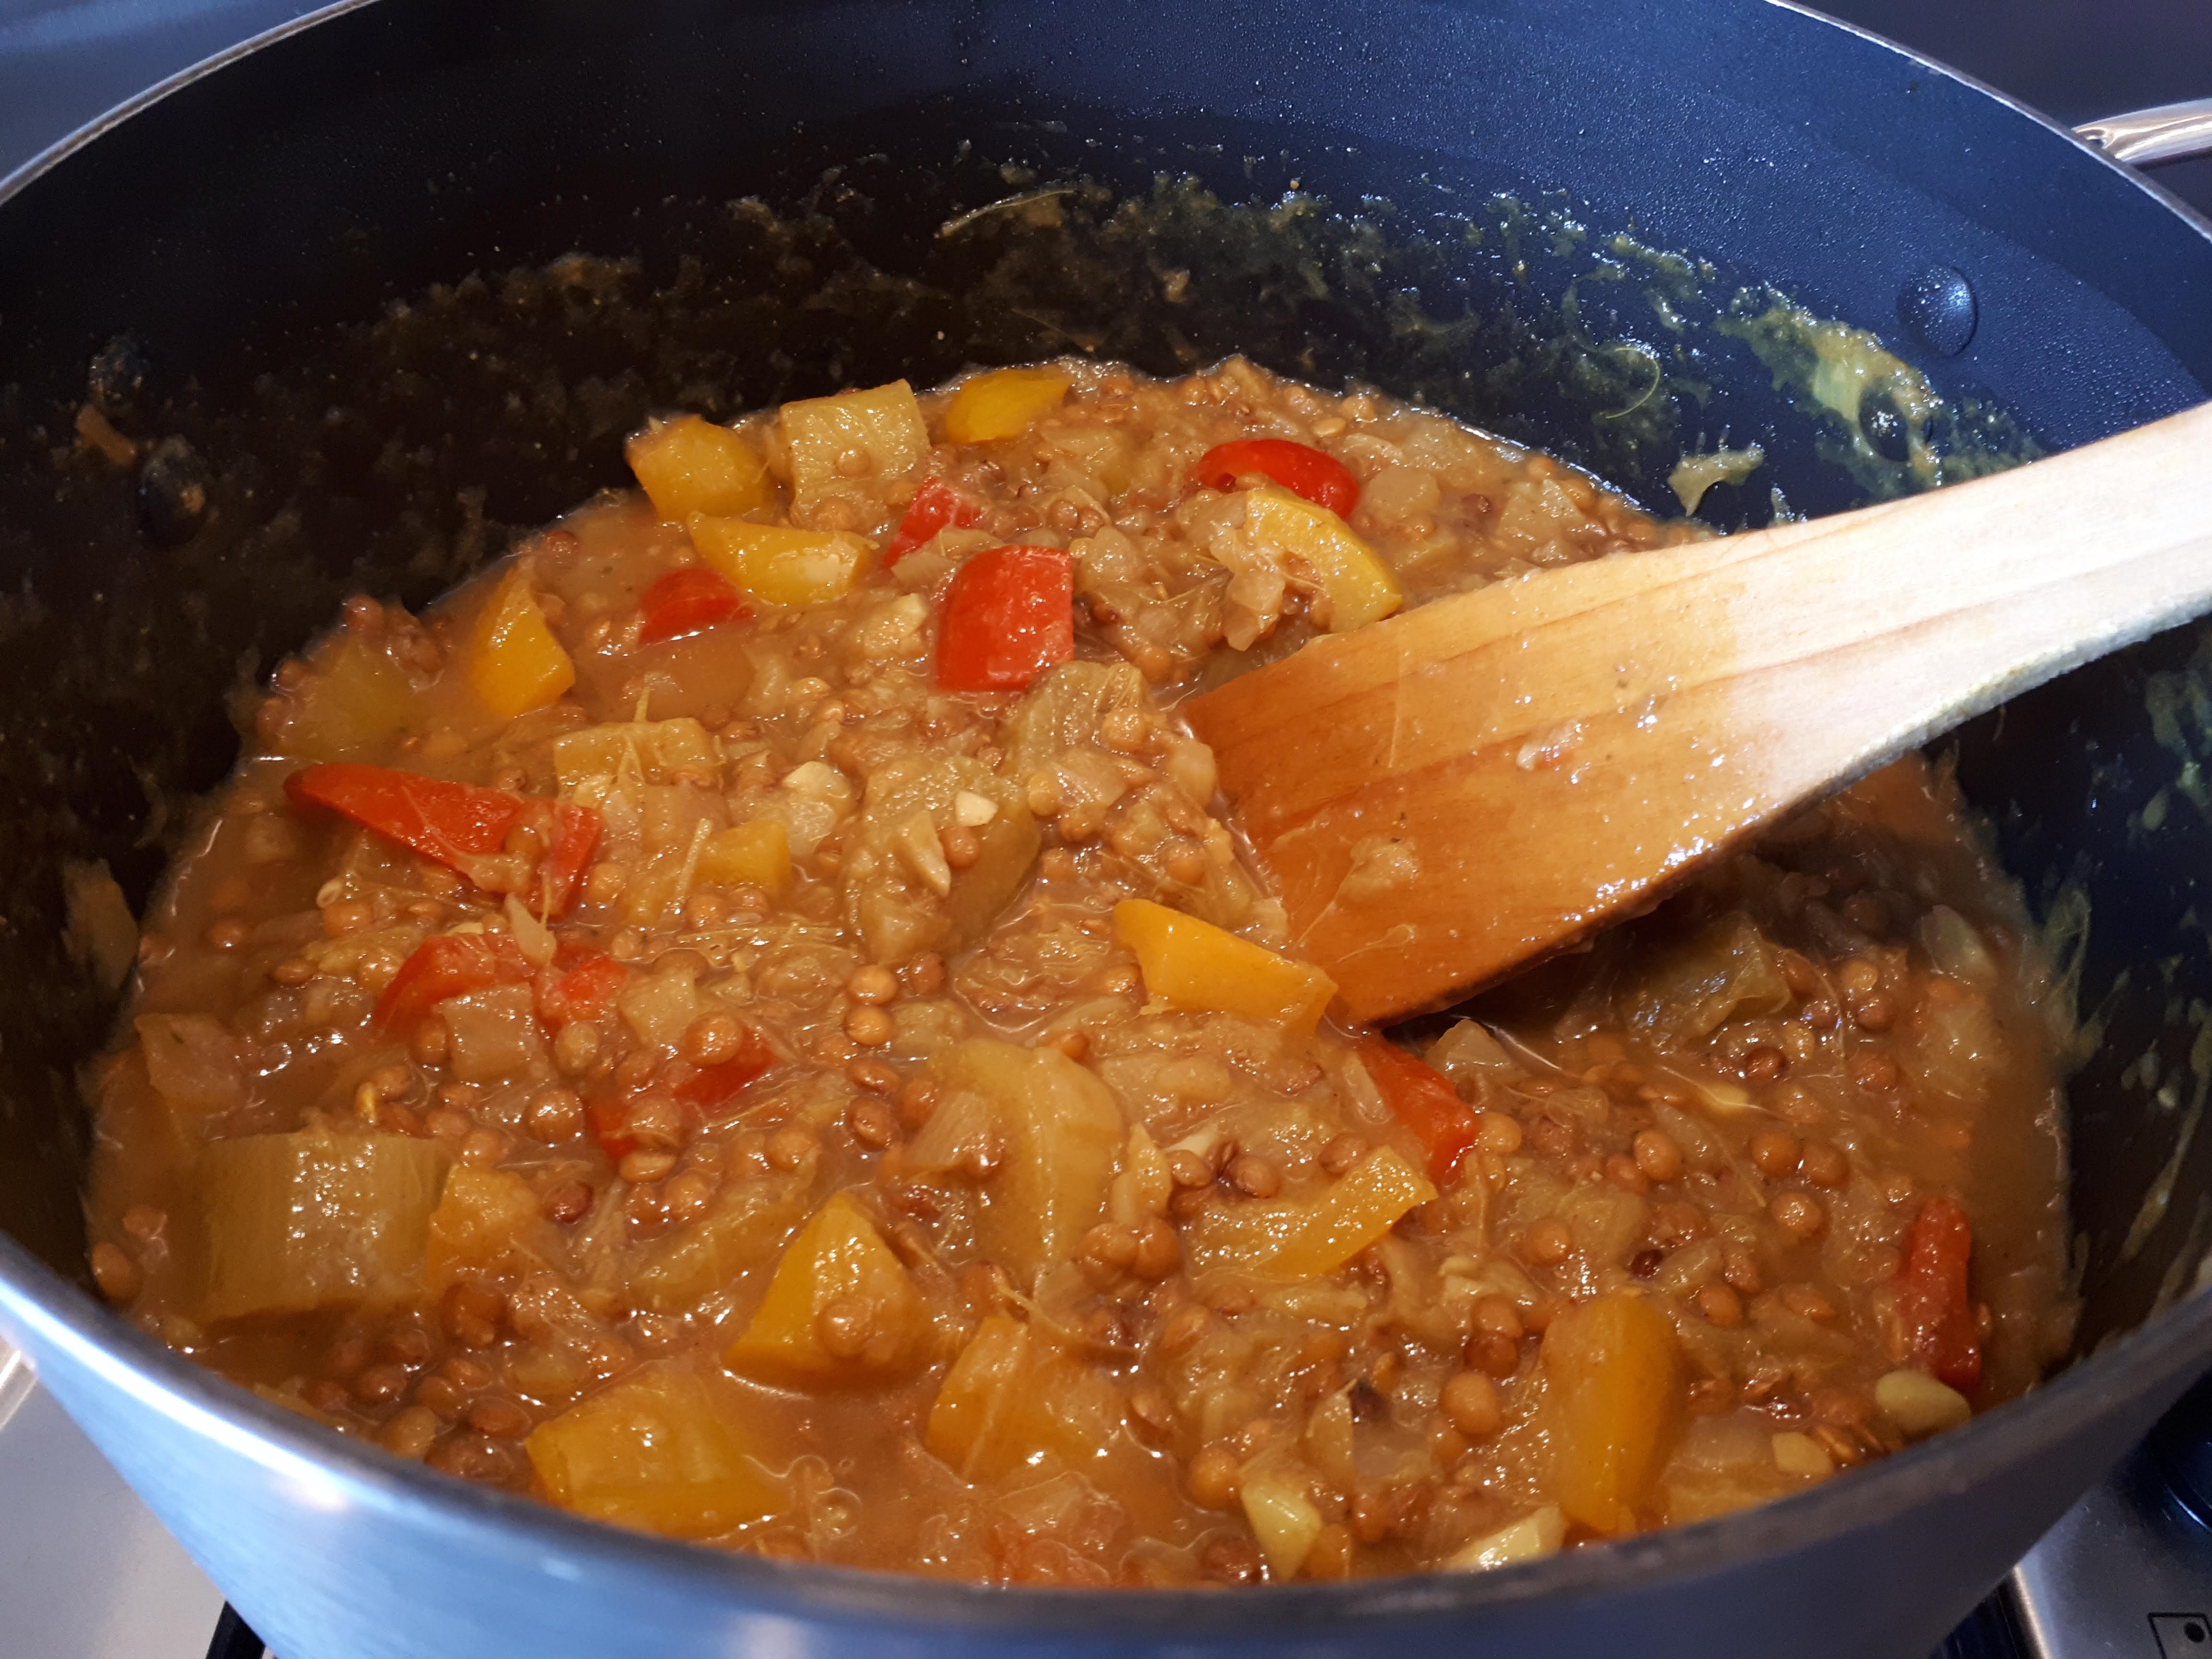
[1,0,2210,1369]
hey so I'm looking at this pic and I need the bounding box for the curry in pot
[83,359,2075,1585]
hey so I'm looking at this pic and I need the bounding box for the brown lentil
[846,1098,897,1149]
[1631,1129,1683,1183]
[352,1363,411,1406]
[1695,1284,1745,1327]
[845,1004,896,1046]
[542,1182,594,1225]
[1225,1154,1283,1199]
[1186,1445,1241,1510]
[847,965,900,1006]
[1749,1130,1802,1179]
[1440,1370,1505,1439]
[1319,1133,1367,1176]
[1475,1113,1524,1156]
[526,1087,584,1143]
[765,1125,817,1172]
[1524,1218,1575,1265]
[89,1241,138,1302]
[1772,1191,1828,1240]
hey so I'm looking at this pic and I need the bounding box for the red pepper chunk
[637,565,750,644]
[585,1092,648,1160]
[1195,438,1360,517]
[374,933,533,1035]
[588,1031,775,1157]
[289,762,601,919]
[1358,1037,1481,1185]
[1900,1195,1982,1395]
[886,477,983,565]
[535,801,603,918]
[536,952,626,1027]
[666,1030,778,1109]
[288,763,523,866]
[935,545,1075,693]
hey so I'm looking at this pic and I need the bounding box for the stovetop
[2,2,2208,1656]
[0,1343,225,1658]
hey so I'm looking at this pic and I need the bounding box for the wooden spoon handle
[1187,400,2212,1023]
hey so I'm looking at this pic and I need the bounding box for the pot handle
[2075,99,2212,168]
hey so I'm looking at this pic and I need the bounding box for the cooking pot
[2,2,2210,1654]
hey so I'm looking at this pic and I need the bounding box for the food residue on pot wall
[1718,295,2036,498]
[1668,445,1765,514]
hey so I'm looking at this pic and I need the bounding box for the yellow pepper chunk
[467,565,575,719]
[696,818,792,896]
[689,518,874,609]
[927,1314,1028,1478]
[941,366,1073,444]
[1541,1291,1683,1535]
[1183,1146,1435,1280]
[723,1192,927,1384]
[1112,897,1336,1032]
[526,1366,784,1538]
[1243,485,1403,631]
[926,1314,1123,1479]
[422,1166,554,1291]
[626,415,774,520]
[929,1038,1122,1289]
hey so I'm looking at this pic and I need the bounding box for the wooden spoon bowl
[1186,401,2212,1024]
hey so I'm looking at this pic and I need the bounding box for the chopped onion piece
[894,807,954,897]
[1771,1431,1835,1479]
[1238,1459,1325,1578]
[1444,1504,1567,1572]
[1920,906,1998,984]
[504,893,557,966]
[1875,1369,1974,1438]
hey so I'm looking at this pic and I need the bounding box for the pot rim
[6,1230,2211,1630]
[3,0,2210,1633]
[1777,0,2212,244]
[5,0,2210,250]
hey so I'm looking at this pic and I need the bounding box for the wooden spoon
[1183,401,2212,1024]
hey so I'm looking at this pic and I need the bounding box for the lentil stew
[83,358,2075,1586]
